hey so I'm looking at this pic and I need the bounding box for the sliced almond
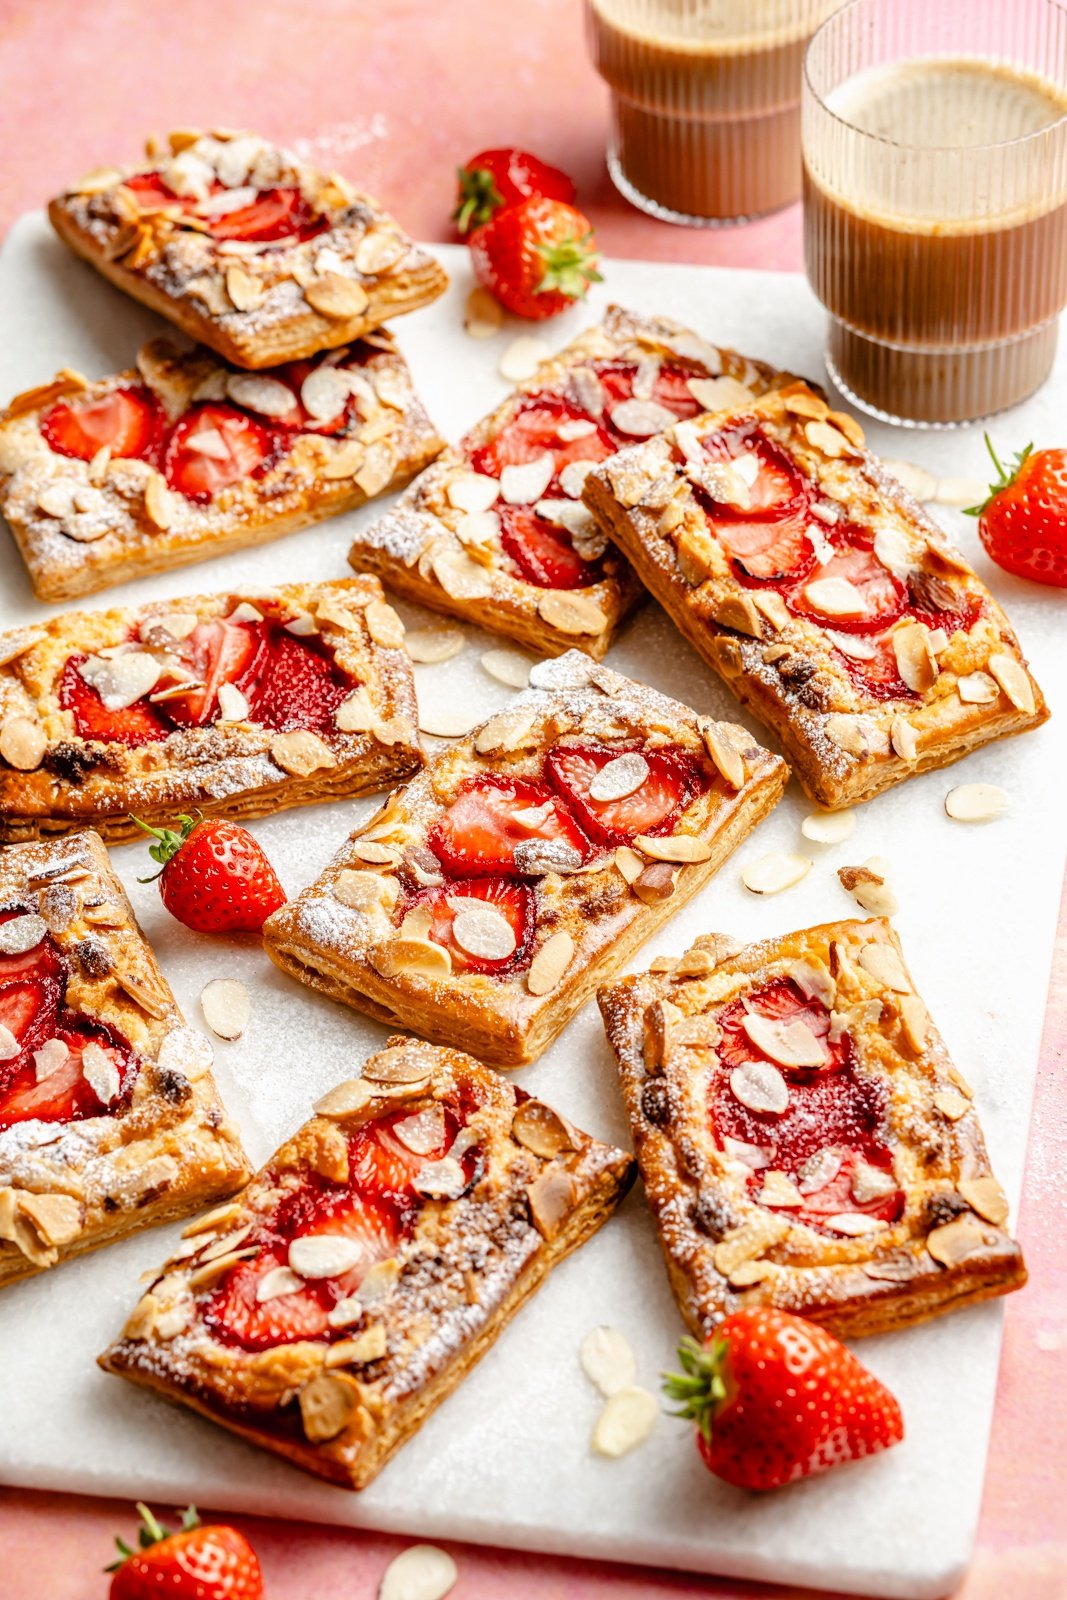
[589,752,649,802]
[17,1191,82,1247]
[580,1325,637,1397]
[0,718,47,772]
[364,600,405,649]
[349,840,402,865]
[405,626,465,664]
[155,1026,213,1086]
[314,1078,379,1119]
[499,335,549,383]
[188,1246,258,1289]
[355,441,398,498]
[851,1162,899,1205]
[958,1175,1009,1226]
[226,372,294,417]
[537,591,608,637]
[289,1234,366,1279]
[934,1087,970,1121]
[391,1105,447,1157]
[299,1371,361,1442]
[375,937,452,979]
[945,783,1009,823]
[225,263,266,311]
[591,1385,658,1457]
[927,1213,996,1267]
[464,286,503,339]
[432,547,493,600]
[957,671,999,704]
[334,869,398,915]
[419,706,476,738]
[805,418,856,458]
[321,438,366,480]
[890,716,918,764]
[800,809,855,844]
[730,1060,789,1115]
[451,901,516,961]
[354,227,406,275]
[700,721,745,789]
[413,1155,467,1199]
[758,1170,804,1208]
[634,833,712,864]
[78,652,161,712]
[883,459,938,502]
[614,846,645,885]
[610,398,677,437]
[857,942,910,992]
[742,852,812,895]
[143,470,177,529]
[182,1201,243,1239]
[802,576,867,618]
[686,374,753,412]
[824,1212,887,1236]
[713,1213,789,1277]
[527,930,575,997]
[741,1013,829,1070]
[200,978,249,1041]
[512,1097,578,1158]
[798,1148,843,1194]
[378,1545,458,1600]
[500,453,555,505]
[326,1324,388,1367]
[335,687,376,733]
[270,730,336,777]
[216,682,249,722]
[526,1167,577,1240]
[474,706,538,755]
[480,648,533,688]
[893,623,939,694]
[711,593,762,638]
[787,957,836,1010]
[838,861,899,917]
[823,713,874,758]
[446,471,499,514]
[988,652,1036,715]
[80,1041,120,1104]
[305,273,370,320]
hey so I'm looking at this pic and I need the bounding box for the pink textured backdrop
[0,2,1064,1596]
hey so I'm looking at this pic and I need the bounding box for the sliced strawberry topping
[122,171,200,212]
[161,619,263,729]
[709,978,904,1234]
[264,358,355,436]
[594,358,706,432]
[206,187,326,244]
[695,425,816,586]
[498,505,603,590]
[40,386,165,464]
[348,1105,458,1204]
[163,403,273,503]
[834,634,917,703]
[403,877,534,975]
[59,653,170,746]
[428,774,590,877]
[467,394,615,481]
[203,1184,402,1353]
[702,425,805,517]
[789,1146,903,1231]
[545,742,709,847]
[788,527,907,634]
[242,628,351,733]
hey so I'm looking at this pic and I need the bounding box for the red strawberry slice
[428,774,590,877]
[596,358,706,434]
[241,628,352,733]
[402,877,534,976]
[0,913,63,987]
[695,427,816,585]
[712,508,816,587]
[788,527,907,634]
[206,186,326,244]
[834,633,917,703]
[791,1146,904,1231]
[59,653,170,746]
[161,618,263,728]
[717,978,844,1076]
[702,425,805,517]
[40,386,165,464]
[122,171,201,212]
[499,504,604,590]
[204,1185,401,1353]
[348,1105,458,1204]
[545,742,709,847]
[467,394,615,481]
[163,403,273,503]
[264,358,355,436]
[0,1017,136,1129]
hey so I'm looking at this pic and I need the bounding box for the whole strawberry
[968,435,1067,587]
[108,1503,263,1600]
[454,147,576,234]
[134,812,286,934]
[470,195,601,320]
[663,1310,903,1491]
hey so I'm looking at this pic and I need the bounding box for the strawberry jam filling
[400,877,535,976]
[428,774,591,878]
[0,912,138,1130]
[498,505,605,590]
[40,386,165,465]
[60,616,354,747]
[709,978,904,1234]
[545,742,710,847]
[203,1102,476,1351]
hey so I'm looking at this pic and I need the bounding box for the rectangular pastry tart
[263,650,788,1066]
[99,1034,635,1489]
[48,129,447,369]
[0,576,422,844]
[582,381,1049,805]
[0,335,443,603]
[346,305,789,660]
[0,830,250,1289]
[598,917,1026,1340]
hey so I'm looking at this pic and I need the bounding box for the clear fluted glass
[803,0,1067,426]
[585,0,843,225]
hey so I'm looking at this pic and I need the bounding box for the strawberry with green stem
[966,433,1067,588]
[108,1502,263,1600]
[133,812,286,934]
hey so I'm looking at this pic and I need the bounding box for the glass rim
[803,0,1067,156]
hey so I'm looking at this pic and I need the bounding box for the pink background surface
[0,2,1064,1595]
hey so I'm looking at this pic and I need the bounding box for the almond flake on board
[464,287,504,339]
[499,335,549,382]
[800,809,855,844]
[200,978,250,1041]
[591,1385,659,1457]
[378,1545,458,1600]
[580,1325,637,1397]
[480,648,533,688]
[405,626,465,664]
[944,783,1009,823]
[741,852,811,895]
[838,860,899,917]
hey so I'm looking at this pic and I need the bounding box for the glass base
[606,147,793,229]
[825,317,1060,429]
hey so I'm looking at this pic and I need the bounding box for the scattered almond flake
[392,1105,447,1156]
[589,752,649,803]
[927,626,949,656]
[500,452,555,505]
[988,652,1036,715]
[255,1264,304,1303]
[283,611,318,639]
[805,418,854,458]
[592,1385,659,1457]
[404,626,465,665]
[379,1544,458,1600]
[225,372,294,418]
[432,546,494,600]
[580,1326,637,1397]
[0,1024,18,1062]
[326,1294,365,1329]
[699,721,745,789]
[557,458,597,499]
[883,459,938,502]
[224,262,267,312]
[350,840,402,865]
[289,1233,366,1279]
[79,651,161,711]
[200,978,250,1041]
[527,929,574,996]
[215,682,249,722]
[270,729,337,777]
[321,438,366,481]
[824,1213,887,1236]
[305,273,370,319]
[851,1161,898,1204]
[870,525,913,577]
[889,716,918,764]
[838,859,899,917]
[893,623,939,693]
[510,1099,577,1160]
[758,1170,805,1207]
[326,1323,388,1366]
[356,440,399,497]
[536,590,606,637]
[686,374,753,411]
[418,705,478,738]
[375,936,452,980]
[827,630,878,662]
[364,600,405,650]
[956,670,998,704]
[557,417,598,441]
[32,1038,69,1081]
[798,1148,843,1194]
[454,509,500,550]
[81,1040,120,1104]
[446,471,499,514]
[722,1135,770,1169]
[610,398,676,437]
[0,717,47,772]
[0,913,48,955]
[634,832,711,864]
[300,366,350,423]
[534,497,597,539]
[857,942,911,992]
[451,903,516,961]
[158,1026,214,1083]
[933,476,986,508]
[742,1012,829,1070]
[742,851,812,895]
[355,228,406,275]
[226,600,264,624]
[944,783,1009,823]
[479,647,532,688]
[464,286,504,338]
[498,335,549,382]
[800,809,855,845]
[957,1175,1009,1226]
[802,576,868,618]
[899,994,929,1053]
[730,1060,789,1115]
[413,1155,467,1199]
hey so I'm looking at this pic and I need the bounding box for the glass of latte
[585,0,842,225]
[803,0,1067,426]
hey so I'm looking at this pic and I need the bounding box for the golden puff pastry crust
[0,335,443,603]
[48,129,447,369]
[0,830,250,1290]
[583,382,1049,806]
[99,1033,635,1490]
[0,576,423,844]
[597,917,1025,1340]
[264,650,788,1067]
[346,304,792,660]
